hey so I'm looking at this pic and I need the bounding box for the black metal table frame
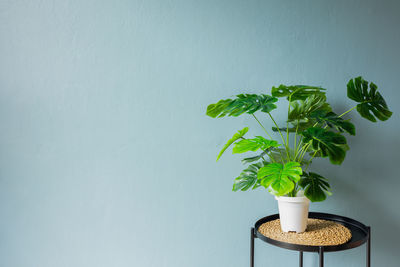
[250,212,371,267]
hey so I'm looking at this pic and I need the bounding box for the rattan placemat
[258,219,352,246]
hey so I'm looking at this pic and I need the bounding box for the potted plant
[206,77,392,233]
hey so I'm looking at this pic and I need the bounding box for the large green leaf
[299,172,332,202]
[347,77,393,122]
[257,162,303,196]
[216,127,248,161]
[232,162,266,191]
[233,137,280,154]
[310,110,355,136]
[288,95,331,122]
[271,95,331,133]
[206,94,278,118]
[271,85,326,101]
[301,127,347,164]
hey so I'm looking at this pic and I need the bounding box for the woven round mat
[258,219,352,246]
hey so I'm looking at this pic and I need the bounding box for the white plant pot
[275,193,310,233]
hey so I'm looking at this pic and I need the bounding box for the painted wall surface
[1,1,399,266]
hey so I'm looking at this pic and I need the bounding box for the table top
[254,212,369,252]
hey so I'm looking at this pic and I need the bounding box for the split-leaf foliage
[232,162,266,192]
[301,127,347,165]
[299,172,332,202]
[206,94,278,118]
[207,77,392,202]
[258,162,303,196]
[233,137,280,154]
[347,77,392,122]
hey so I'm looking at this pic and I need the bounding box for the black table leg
[299,251,303,267]
[250,227,255,267]
[367,227,371,267]
[319,247,324,267]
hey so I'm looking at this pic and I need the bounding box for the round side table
[250,212,370,267]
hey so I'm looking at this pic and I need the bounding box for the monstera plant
[206,77,392,202]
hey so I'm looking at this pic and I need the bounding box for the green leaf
[206,94,278,118]
[301,127,347,164]
[299,172,332,202]
[233,137,280,154]
[217,127,248,161]
[271,85,326,101]
[288,95,331,122]
[347,77,393,122]
[241,151,267,164]
[257,162,303,196]
[308,144,349,158]
[233,162,267,191]
[310,110,355,135]
[271,95,332,133]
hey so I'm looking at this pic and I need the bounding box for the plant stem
[289,184,299,197]
[263,149,276,163]
[295,142,308,161]
[252,114,273,139]
[268,112,290,162]
[296,120,321,162]
[338,105,357,118]
[294,136,304,161]
[300,143,311,162]
[286,95,292,154]
[304,150,318,171]
[261,156,269,163]
[294,142,301,161]
[294,119,299,158]
[278,149,285,163]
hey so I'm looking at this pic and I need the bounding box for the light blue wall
[0,0,399,266]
